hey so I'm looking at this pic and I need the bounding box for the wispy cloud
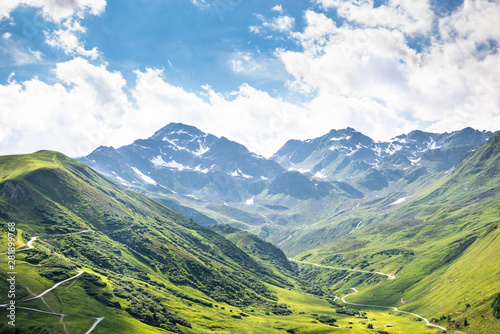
[229,49,291,83]
[250,13,295,35]
[0,37,44,66]
[45,19,99,59]
[191,0,210,10]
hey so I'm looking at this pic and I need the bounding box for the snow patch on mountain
[230,169,253,179]
[385,143,402,155]
[288,166,311,173]
[131,167,157,185]
[330,135,351,141]
[390,196,410,205]
[150,155,169,167]
[410,157,421,165]
[194,165,210,173]
[193,145,210,156]
[426,138,440,150]
[314,171,327,179]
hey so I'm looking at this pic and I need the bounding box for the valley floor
[0,232,443,334]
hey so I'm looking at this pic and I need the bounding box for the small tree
[464,318,469,327]
[367,323,374,329]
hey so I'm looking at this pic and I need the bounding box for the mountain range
[80,124,492,202]
[80,123,283,204]
[78,124,493,248]
[0,123,499,333]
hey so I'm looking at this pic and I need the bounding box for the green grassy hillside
[0,151,443,333]
[293,132,500,333]
[209,224,295,279]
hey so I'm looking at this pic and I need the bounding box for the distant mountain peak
[78,122,284,203]
[150,122,209,141]
[273,127,493,187]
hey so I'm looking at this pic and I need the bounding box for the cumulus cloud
[271,5,284,14]
[1,0,499,159]
[277,1,500,136]
[0,58,302,157]
[0,0,106,23]
[1,1,104,60]
[0,58,133,157]
[316,0,434,35]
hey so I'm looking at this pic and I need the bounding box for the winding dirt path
[26,236,38,249]
[20,271,84,302]
[85,317,105,334]
[0,231,104,333]
[293,259,446,331]
[290,259,396,280]
[342,288,446,331]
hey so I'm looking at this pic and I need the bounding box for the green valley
[292,132,500,334]
[0,151,443,333]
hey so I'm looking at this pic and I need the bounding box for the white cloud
[271,15,295,33]
[250,14,295,35]
[0,0,106,23]
[0,1,104,59]
[2,32,11,39]
[191,0,209,10]
[0,58,302,158]
[0,0,499,160]
[230,51,260,73]
[271,5,283,14]
[316,0,434,35]
[0,37,44,66]
[276,1,500,137]
[0,58,133,157]
[45,19,99,59]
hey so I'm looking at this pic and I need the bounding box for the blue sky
[0,0,499,157]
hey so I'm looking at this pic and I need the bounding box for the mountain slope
[0,151,442,334]
[79,123,283,204]
[0,151,291,333]
[76,124,493,254]
[209,224,294,279]
[293,131,500,334]
[273,127,492,187]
